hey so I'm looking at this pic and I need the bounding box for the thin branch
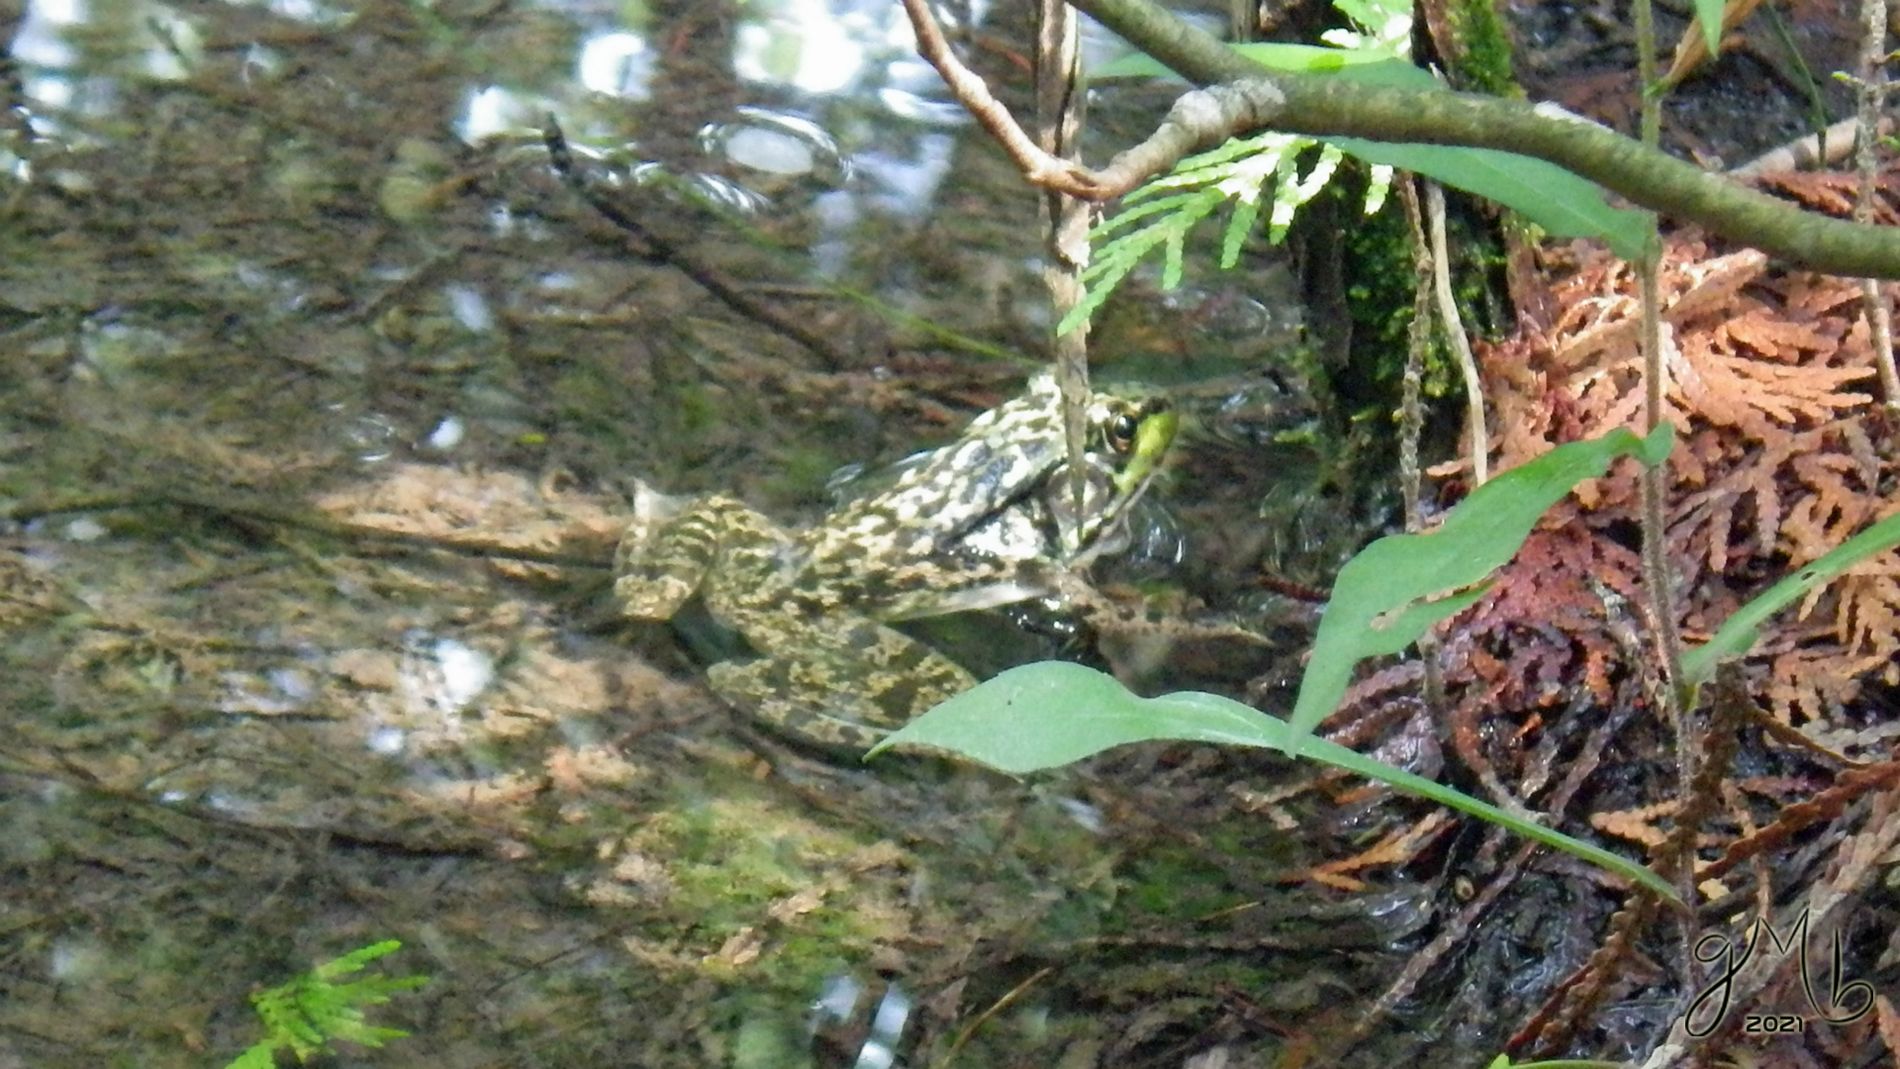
[1730,114,1895,177]
[539,118,851,369]
[1395,176,1446,717]
[1632,0,1700,952]
[1425,180,1487,486]
[901,0,1096,193]
[1397,178,1431,532]
[1852,0,1900,407]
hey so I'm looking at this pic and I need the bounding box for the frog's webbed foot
[709,616,976,751]
[615,491,772,621]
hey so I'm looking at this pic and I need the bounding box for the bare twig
[1396,178,1431,532]
[1035,0,1097,526]
[539,117,851,369]
[1632,0,1700,964]
[1729,114,1895,177]
[901,0,1097,194]
[1851,0,1900,407]
[1425,181,1488,485]
[1394,176,1446,713]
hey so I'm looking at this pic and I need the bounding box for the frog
[614,373,1179,750]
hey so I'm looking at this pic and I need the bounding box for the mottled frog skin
[615,375,1177,749]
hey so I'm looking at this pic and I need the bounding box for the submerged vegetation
[222,942,427,1069]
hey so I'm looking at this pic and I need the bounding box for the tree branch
[1043,0,1900,279]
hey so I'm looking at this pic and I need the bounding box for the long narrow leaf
[1288,426,1675,752]
[1324,138,1657,261]
[1680,511,1900,691]
[874,662,1677,902]
[1095,43,1436,89]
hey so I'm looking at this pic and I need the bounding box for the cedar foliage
[1349,170,1900,967]
[1446,198,1899,752]
[1375,175,1900,1058]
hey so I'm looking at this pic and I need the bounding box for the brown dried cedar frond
[1588,800,1675,849]
[1814,570,1900,673]
[1666,324,1873,437]
[1758,166,1900,223]
[1668,419,1885,583]
[1879,996,1900,1067]
[1460,228,1900,728]
[1441,524,1639,713]
[1426,526,1642,793]
[1493,251,1874,463]
[1697,759,1900,883]
[1302,810,1454,891]
[1760,580,1900,729]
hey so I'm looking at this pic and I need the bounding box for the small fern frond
[220,941,429,1069]
[312,939,403,980]
[226,1043,278,1069]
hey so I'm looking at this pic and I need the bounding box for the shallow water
[0,3,1447,1066]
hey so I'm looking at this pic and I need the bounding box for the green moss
[1447,0,1522,97]
[613,787,905,994]
[756,440,847,503]
[1332,175,1512,409]
[1112,819,1301,926]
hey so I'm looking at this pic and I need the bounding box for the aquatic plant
[221,940,428,1069]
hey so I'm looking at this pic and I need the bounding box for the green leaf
[1694,0,1724,55]
[1680,510,1900,692]
[874,662,1677,902]
[1324,138,1658,260]
[1288,425,1674,752]
[1096,43,1435,89]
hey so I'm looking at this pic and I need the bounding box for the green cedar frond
[1059,186,1228,335]
[1220,197,1260,269]
[1061,0,1415,336]
[1064,134,1368,336]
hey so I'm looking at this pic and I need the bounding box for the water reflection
[577,31,652,99]
[14,0,200,118]
[702,107,848,183]
[441,0,971,226]
[731,0,866,94]
[811,972,914,1069]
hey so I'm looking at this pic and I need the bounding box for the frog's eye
[1108,412,1141,453]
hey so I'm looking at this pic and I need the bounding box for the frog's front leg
[710,611,976,751]
[615,494,776,622]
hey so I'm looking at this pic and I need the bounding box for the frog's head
[1049,387,1179,560]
